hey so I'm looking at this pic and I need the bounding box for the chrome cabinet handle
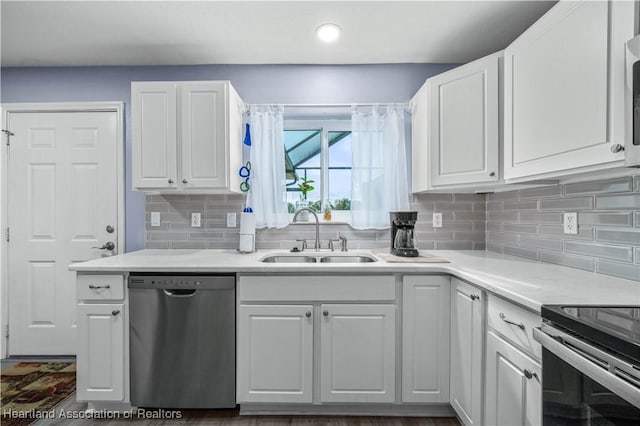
[470,294,480,301]
[111,310,120,316]
[182,179,188,184]
[323,310,329,317]
[610,144,625,153]
[499,312,525,330]
[305,311,312,318]
[92,242,115,251]
[89,284,111,290]
[524,369,539,381]
[168,178,174,184]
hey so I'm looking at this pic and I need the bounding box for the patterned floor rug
[1,362,76,426]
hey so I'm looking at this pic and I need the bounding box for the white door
[320,304,395,403]
[76,303,125,401]
[402,275,450,403]
[429,52,500,186]
[450,278,485,425]
[485,330,542,426]
[7,110,119,355]
[237,304,313,403]
[131,82,177,189]
[180,82,228,189]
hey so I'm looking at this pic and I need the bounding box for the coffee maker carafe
[390,211,419,257]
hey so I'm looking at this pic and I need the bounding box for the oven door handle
[533,327,640,409]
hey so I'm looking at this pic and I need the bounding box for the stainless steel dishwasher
[129,274,235,409]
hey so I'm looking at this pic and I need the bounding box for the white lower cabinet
[76,303,125,402]
[450,278,485,425]
[402,275,450,403]
[320,304,395,403]
[237,305,313,403]
[485,330,542,426]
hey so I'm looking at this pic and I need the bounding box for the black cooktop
[541,305,640,364]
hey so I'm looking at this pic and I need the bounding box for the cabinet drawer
[238,275,395,302]
[77,274,124,301]
[487,294,541,359]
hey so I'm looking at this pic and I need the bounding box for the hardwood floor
[3,358,459,426]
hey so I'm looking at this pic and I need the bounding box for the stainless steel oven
[625,35,640,167]
[534,306,640,425]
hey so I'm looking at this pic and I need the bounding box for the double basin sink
[261,253,377,263]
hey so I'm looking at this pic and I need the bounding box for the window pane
[285,129,322,213]
[328,132,352,210]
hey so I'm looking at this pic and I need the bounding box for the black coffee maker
[390,211,419,257]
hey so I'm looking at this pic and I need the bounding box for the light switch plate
[433,212,443,228]
[150,212,161,227]
[191,212,202,228]
[227,212,237,228]
[563,212,578,235]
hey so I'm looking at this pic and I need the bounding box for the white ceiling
[1,1,556,67]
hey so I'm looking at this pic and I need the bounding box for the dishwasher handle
[163,289,197,297]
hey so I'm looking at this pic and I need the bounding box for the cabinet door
[450,278,485,425]
[76,303,125,401]
[504,1,635,180]
[320,304,395,403]
[411,81,431,193]
[430,52,500,186]
[485,331,542,426]
[237,305,313,403]
[131,82,178,189]
[402,275,450,403]
[180,82,228,189]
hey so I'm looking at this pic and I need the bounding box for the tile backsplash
[145,175,639,282]
[486,176,640,282]
[145,193,486,251]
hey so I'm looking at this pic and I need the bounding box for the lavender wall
[0,63,456,251]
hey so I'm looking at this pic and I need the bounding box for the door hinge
[5,227,9,243]
[1,129,14,146]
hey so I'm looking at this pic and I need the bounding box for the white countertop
[70,249,640,313]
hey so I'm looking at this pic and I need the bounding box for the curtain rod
[243,102,411,112]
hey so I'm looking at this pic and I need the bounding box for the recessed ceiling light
[316,23,341,43]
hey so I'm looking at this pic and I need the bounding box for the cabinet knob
[489,171,496,177]
[524,369,538,381]
[610,144,625,153]
[168,179,174,184]
[305,311,312,318]
[323,310,329,317]
[182,179,188,184]
[111,310,120,316]
[470,294,480,301]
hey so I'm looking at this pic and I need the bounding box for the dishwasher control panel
[128,274,235,290]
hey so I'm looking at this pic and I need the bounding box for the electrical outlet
[433,212,443,228]
[191,212,201,228]
[150,212,161,227]
[227,212,237,228]
[563,212,578,235]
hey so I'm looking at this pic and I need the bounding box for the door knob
[92,241,115,251]
[106,225,114,233]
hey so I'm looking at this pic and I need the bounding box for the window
[284,120,352,222]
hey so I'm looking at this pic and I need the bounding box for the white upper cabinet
[504,0,636,181]
[132,80,244,192]
[412,51,501,192]
[429,52,501,187]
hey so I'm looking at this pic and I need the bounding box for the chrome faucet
[292,207,320,251]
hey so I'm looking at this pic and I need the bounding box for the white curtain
[350,105,410,229]
[247,105,289,228]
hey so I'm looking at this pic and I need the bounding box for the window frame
[284,119,352,223]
